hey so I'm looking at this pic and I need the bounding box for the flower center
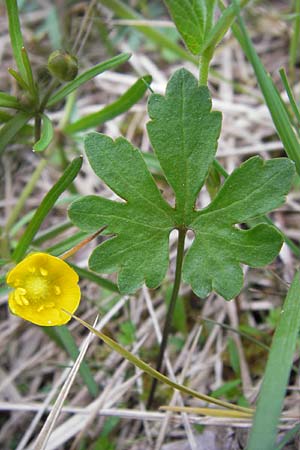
[26,276,49,299]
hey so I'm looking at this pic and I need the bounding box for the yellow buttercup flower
[6,253,81,326]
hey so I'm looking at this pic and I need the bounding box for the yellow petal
[7,253,81,327]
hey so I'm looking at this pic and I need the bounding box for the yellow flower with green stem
[6,253,81,326]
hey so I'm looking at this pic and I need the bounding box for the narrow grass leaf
[64,75,152,133]
[233,2,300,175]
[12,156,83,262]
[289,0,300,79]
[0,111,13,123]
[45,6,62,49]
[8,68,30,92]
[275,423,300,450]
[69,263,119,293]
[160,405,251,419]
[71,313,253,414]
[279,67,300,130]
[201,0,250,54]
[46,53,131,107]
[46,231,88,256]
[247,272,300,450]
[99,0,196,63]
[32,221,73,246]
[54,326,98,397]
[0,111,32,156]
[33,114,54,152]
[10,195,79,236]
[41,325,99,398]
[0,92,22,110]
[5,0,27,82]
[201,316,270,352]
[21,46,37,98]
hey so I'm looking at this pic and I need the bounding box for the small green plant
[68,67,294,409]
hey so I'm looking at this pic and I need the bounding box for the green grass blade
[33,114,54,152]
[5,0,27,82]
[201,316,270,352]
[201,0,250,53]
[0,111,13,123]
[275,423,300,450]
[246,272,300,450]
[71,314,253,415]
[46,231,88,256]
[0,111,32,156]
[0,92,23,110]
[32,221,73,246]
[69,263,119,293]
[45,6,62,50]
[10,196,79,237]
[232,2,300,175]
[289,0,300,81]
[21,47,38,100]
[64,75,152,133]
[12,157,83,262]
[54,326,98,397]
[279,67,300,130]
[46,53,131,107]
[99,0,196,63]
[8,68,30,92]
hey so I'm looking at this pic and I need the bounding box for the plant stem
[146,227,186,409]
[34,114,42,142]
[199,47,214,86]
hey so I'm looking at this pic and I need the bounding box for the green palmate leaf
[69,68,294,298]
[147,69,222,223]
[69,134,175,293]
[164,0,217,54]
[183,157,294,299]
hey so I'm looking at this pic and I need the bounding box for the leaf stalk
[147,227,186,409]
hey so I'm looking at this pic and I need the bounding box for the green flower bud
[47,50,78,82]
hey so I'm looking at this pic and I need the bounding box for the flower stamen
[54,285,61,295]
[40,267,48,277]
